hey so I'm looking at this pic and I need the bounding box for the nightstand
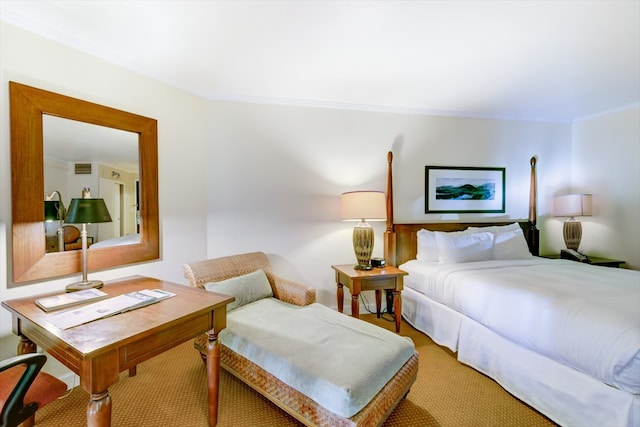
[540,254,625,268]
[332,264,407,333]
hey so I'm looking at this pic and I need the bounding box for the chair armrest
[0,353,47,425]
[0,353,46,373]
[268,273,316,306]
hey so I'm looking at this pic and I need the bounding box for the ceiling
[1,0,639,123]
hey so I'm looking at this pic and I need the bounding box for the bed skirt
[401,286,640,427]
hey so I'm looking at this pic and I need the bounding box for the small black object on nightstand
[371,258,386,268]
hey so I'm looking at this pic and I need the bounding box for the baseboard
[328,302,392,316]
[59,372,79,390]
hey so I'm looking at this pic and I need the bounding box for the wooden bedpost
[528,156,540,255]
[384,151,397,266]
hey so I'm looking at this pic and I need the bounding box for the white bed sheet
[401,286,640,427]
[89,233,140,249]
[400,257,640,394]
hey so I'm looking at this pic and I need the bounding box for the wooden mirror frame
[9,81,160,284]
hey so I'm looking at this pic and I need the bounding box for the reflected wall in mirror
[10,81,159,284]
[43,116,139,252]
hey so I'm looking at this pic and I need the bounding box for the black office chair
[0,353,67,427]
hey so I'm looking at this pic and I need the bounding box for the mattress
[399,257,640,394]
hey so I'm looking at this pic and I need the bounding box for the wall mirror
[43,116,140,251]
[10,81,159,284]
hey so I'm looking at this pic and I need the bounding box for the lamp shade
[341,191,386,221]
[44,200,60,221]
[553,194,592,217]
[65,198,113,224]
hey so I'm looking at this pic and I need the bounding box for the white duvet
[400,258,640,394]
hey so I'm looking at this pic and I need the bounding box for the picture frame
[425,166,505,213]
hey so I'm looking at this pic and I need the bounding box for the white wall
[0,23,209,366]
[205,100,573,306]
[571,106,640,269]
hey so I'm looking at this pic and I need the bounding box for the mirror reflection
[43,116,140,253]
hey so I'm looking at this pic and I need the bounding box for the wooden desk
[332,264,407,333]
[1,276,233,427]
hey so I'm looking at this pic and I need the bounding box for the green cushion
[204,269,273,311]
[221,299,416,418]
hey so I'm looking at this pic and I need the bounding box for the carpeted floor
[35,314,557,426]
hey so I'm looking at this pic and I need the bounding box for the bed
[382,152,639,427]
[89,233,141,249]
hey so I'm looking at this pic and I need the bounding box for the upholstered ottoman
[184,252,418,427]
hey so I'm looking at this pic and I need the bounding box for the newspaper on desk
[46,289,175,330]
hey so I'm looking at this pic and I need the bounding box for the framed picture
[425,166,505,213]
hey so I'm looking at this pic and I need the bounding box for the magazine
[45,289,176,330]
[35,288,109,312]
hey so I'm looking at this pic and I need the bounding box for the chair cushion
[204,269,273,311]
[220,298,416,418]
[0,365,67,410]
[63,225,80,244]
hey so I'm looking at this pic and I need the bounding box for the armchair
[63,225,82,251]
[0,353,67,427]
[183,251,316,361]
[183,252,418,427]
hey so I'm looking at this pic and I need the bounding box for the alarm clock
[371,258,386,268]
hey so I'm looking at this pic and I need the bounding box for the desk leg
[351,291,360,318]
[337,282,344,313]
[385,290,394,314]
[17,334,36,355]
[87,390,111,427]
[207,330,221,426]
[375,290,382,318]
[393,290,402,333]
[350,279,361,318]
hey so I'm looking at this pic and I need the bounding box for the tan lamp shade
[553,194,592,218]
[341,191,386,270]
[341,191,386,221]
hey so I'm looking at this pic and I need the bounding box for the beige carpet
[35,314,557,426]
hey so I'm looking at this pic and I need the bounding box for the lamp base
[66,280,104,293]
[353,221,374,272]
[563,219,582,251]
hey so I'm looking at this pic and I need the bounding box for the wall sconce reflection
[44,190,66,252]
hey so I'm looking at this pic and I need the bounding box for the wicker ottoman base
[195,335,418,427]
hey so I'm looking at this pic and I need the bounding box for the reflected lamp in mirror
[553,194,592,251]
[341,191,386,270]
[44,191,66,252]
[64,191,113,292]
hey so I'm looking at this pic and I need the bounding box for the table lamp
[44,191,66,252]
[341,191,386,270]
[553,193,592,251]
[64,189,112,291]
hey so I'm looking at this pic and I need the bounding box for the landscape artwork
[425,166,505,213]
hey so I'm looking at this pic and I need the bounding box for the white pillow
[468,223,532,260]
[468,222,521,235]
[492,228,533,260]
[416,229,439,262]
[204,269,273,311]
[435,230,495,264]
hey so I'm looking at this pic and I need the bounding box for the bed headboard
[383,152,539,267]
